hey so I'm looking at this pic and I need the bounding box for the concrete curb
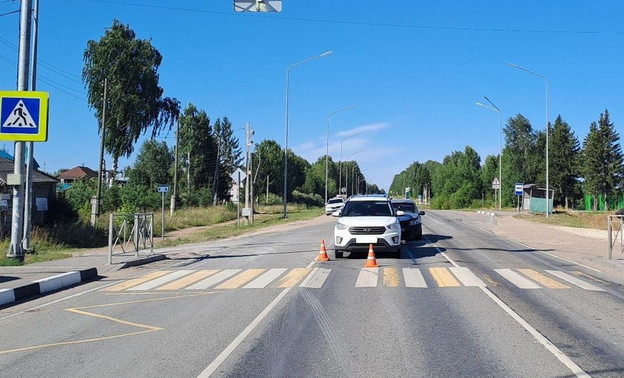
[0,268,98,308]
[117,254,167,269]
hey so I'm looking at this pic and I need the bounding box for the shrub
[292,190,324,207]
[259,192,282,206]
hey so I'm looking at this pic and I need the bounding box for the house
[57,165,98,185]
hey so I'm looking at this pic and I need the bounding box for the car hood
[337,216,397,226]
[397,214,415,222]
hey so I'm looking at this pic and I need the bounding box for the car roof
[347,195,391,202]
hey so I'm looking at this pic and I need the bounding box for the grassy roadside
[514,211,610,230]
[0,205,323,266]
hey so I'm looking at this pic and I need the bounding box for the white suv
[333,195,402,258]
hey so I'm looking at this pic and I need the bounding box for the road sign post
[230,168,246,226]
[158,185,169,240]
[514,183,523,213]
[492,178,500,210]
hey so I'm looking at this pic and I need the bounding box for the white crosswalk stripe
[495,269,541,289]
[186,269,241,290]
[355,268,379,287]
[300,268,331,288]
[128,270,195,291]
[402,268,427,288]
[243,268,288,289]
[545,270,605,292]
[450,267,486,287]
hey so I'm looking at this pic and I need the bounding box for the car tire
[334,249,344,259]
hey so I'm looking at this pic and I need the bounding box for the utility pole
[170,119,179,215]
[244,122,254,224]
[22,0,39,252]
[212,130,221,206]
[92,78,107,226]
[8,0,33,259]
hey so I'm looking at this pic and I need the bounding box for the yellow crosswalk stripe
[518,269,570,289]
[383,268,400,287]
[215,269,266,289]
[102,271,172,292]
[429,267,461,287]
[156,270,219,290]
[277,268,311,288]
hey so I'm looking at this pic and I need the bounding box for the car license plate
[356,236,378,244]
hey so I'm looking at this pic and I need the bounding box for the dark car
[391,198,425,240]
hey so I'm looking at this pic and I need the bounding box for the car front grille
[348,226,386,235]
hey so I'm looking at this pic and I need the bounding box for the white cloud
[336,122,389,137]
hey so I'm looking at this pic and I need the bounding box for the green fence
[584,194,624,211]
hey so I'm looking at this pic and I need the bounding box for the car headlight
[409,218,419,226]
[386,222,400,231]
[335,221,347,230]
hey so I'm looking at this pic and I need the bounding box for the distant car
[325,197,345,215]
[391,198,425,240]
[333,195,402,258]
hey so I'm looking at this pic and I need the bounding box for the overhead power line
[87,0,624,36]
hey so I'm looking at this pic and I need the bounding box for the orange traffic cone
[316,239,330,261]
[365,244,378,268]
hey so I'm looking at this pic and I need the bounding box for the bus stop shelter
[521,184,554,214]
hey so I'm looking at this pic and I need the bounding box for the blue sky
[1,0,623,191]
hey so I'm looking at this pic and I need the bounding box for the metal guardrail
[607,215,624,260]
[108,213,154,264]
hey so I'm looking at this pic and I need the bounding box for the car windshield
[342,201,393,217]
[328,198,343,204]
[392,202,416,213]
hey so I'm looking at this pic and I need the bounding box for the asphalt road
[1,211,623,377]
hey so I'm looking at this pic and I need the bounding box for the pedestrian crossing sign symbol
[0,91,49,142]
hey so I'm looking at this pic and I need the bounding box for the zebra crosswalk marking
[518,269,569,289]
[277,268,311,288]
[495,269,540,289]
[244,269,288,289]
[383,268,400,287]
[449,267,486,287]
[300,268,331,288]
[215,269,266,289]
[129,270,195,291]
[355,268,379,288]
[545,270,605,292]
[157,270,219,290]
[429,267,461,287]
[186,269,241,290]
[402,268,427,288]
[102,270,172,292]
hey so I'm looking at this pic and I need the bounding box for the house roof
[57,166,98,180]
[0,158,58,184]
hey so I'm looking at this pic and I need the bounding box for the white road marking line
[541,252,602,273]
[300,268,331,288]
[199,260,318,377]
[402,268,427,288]
[186,269,241,290]
[545,270,605,292]
[494,269,541,289]
[197,287,293,377]
[439,250,589,378]
[243,269,288,289]
[450,267,486,287]
[128,270,195,291]
[355,268,379,288]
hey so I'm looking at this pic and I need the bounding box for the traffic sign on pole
[0,91,49,142]
[514,183,523,196]
[492,177,500,190]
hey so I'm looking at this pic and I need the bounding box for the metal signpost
[230,168,246,226]
[514,183,523,213]
[158,185,169,240]
[492,177,501,210]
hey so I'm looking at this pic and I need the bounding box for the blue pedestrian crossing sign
[0,91,49,142]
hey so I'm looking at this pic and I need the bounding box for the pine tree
[549,115,580,209]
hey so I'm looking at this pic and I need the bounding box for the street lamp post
[325,105,356,204]
[283,51,333,218]
[339,132,361,196]
[507,62,550,217]
[476,97,503,211]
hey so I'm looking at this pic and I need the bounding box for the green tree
[82,19,179,175]
[502,114,539,206]
[255,140,284,197]
[213,117,242,202]
[128,139,173,188]
[582,109,624,211]
[550,115,581,209]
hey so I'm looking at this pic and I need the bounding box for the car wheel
[334,249,344,259]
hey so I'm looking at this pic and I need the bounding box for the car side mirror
[396,210,405,216]
[420,211,425,215]
[332,210,341,217]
